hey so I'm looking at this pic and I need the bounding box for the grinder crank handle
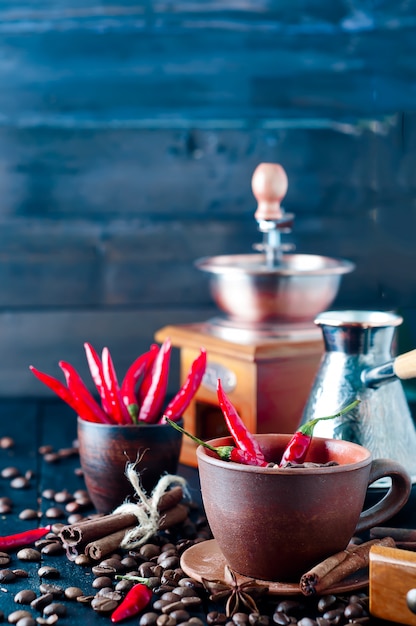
[361,349,416,388]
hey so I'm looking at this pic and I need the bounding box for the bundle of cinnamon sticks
[59,485,188,561]
[299,536,396,596]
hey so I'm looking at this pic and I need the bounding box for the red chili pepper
[0,526,51,552]
[111,582,152,623]
[161,348,207,422]
[101,347,131,424]
[164,418,269,466]
[84,342,112,415]
[137,345,160,407]
[278,399,360,467]
[138,338,172,423]
[217,379,266,464]
[29,366,81,415]
[120,344,159,420]
[59,360,113,424]
[29,365,103,423]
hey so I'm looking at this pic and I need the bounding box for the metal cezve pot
[302,310,416,484]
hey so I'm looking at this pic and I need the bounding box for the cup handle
[355,458,412,534]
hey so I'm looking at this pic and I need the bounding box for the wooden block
[370,544,416,625]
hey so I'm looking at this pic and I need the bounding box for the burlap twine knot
[113,461,189,550]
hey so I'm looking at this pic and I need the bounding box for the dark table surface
[0,397,415,626]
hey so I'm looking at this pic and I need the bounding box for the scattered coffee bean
[43,602,66,617]
[91,595,119,614]
[38,445,54,455]
[37,566,60,578]
[17,548,42,562]
[92,576,113,589]
[16,616,36,626]
[12,568,29,578]
[43,452,61,463]
[40,542,64,556]
[0,435,14,448]
[0,568,16,582]
[41,488,55,499]
[157,616,176,626]
[39,584,64,597]
[14,589,37,604]
[10,476,30,489]
[64,586,84,600]
[140,612,160,626]
[19,508,39,520]
[30,593,54,611]
[7,609,33,623]
[1,466,20,478]
[0,551,11,566]
[45,507,65,519]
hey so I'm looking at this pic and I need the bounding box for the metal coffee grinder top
[195,163,355,341]
[302,310,416,485]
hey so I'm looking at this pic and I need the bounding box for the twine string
[113,460,189,550]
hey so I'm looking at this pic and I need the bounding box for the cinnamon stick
[158,504,189,530]
[299,537,396,596]
[85,527,136,560]
[60,513,138,546]
[59,486,185,547]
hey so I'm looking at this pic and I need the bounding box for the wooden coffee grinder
[156,163,354,466]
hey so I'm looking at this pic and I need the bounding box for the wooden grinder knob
[252,163,289,222]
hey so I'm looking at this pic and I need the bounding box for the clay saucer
[180,539,369,596]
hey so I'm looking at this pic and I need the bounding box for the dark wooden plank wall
[0,1,415,397]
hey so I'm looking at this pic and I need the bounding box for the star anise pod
[202,565,269,617]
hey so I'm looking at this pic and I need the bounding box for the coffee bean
[161,600,185,614]
[1,466,20,478]
[40,542,64,556]
[140,544,161,559]
[140,612,160,626]
[39,584,64,597]
[207,612,227,625]
[0,500,12,513]
[317,596,337,613]
[64,586,84,600]
[0,568,17,582]
[31,593,54,611]
[7,609,33,623]
[37,566,60,578]
[11,476,30,489]
[18,508,39,520]
[272,612,292,625]
[181,596,202,608]
[12,568,29,578]
[344,603,364,620]
[45,507,65,519]
[114,579,134,593]
[232,613,249,625]
[17,548,42,562]
[16,617,36,626]
[43,602,67,617]
[42,488,56,499]
[14,589,37,604]
[0,551,11,566]
[249,614,269,626]
[38,445,54,455]
[0,435,14,448]
[92,576,113,589]
[297,619,317,626]
[157,616,176,626]
[91,596,119,613]
[54,489,73,503]
[37,616,59,625]
[170,609,190,622]
[43,452,61,463]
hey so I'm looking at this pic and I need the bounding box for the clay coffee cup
[197,434,411,582]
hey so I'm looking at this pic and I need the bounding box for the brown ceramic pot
[77,417,183,514]
[197,434,411,582]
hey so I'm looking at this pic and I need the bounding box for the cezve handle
[362,349,416,388]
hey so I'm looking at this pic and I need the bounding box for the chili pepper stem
[164,417,219,454]
[299,399,360,436]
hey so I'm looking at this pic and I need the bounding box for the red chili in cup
[278,399,360,466]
